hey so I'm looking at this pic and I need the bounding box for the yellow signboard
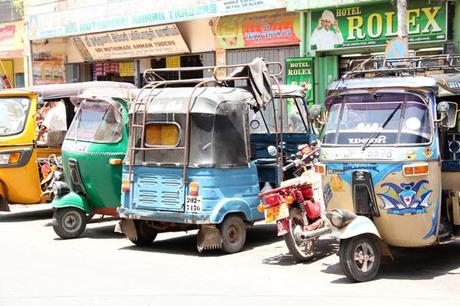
[73,24,190,60]
[0,21,24,58]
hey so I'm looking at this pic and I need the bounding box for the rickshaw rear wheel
[53,207,87,239]
[130,220,158,246]
[285,207,314,261]
[219,215,246,254]
[339,234,381,282]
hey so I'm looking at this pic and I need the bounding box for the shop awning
[287,0,390,11]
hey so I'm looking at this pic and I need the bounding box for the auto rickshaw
[50,85,138,239]
[313,55,460,281]
[118,59,317,253]
[0,81,133,212]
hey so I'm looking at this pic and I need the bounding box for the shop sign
[310,0,447,51]
[29,0,286,40]
[0,21,24,58]
[286,57,314,104]
[32,60,65,85]
[72,24,190,61]
[217,10,300,49]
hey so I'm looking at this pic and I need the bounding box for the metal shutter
[226,46,300,82]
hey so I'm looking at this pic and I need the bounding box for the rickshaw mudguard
[52,192,91,214]
[209,198,255,224]
[336,216,382,240]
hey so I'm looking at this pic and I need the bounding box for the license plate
[185,196,202,214]
[264,203,289,223]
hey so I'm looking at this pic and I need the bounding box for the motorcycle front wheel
[284,207,314,261]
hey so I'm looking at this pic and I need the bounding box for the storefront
[287,0,456,105]
[0,21,27,88]
[26,0,288,86]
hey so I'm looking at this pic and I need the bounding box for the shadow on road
[0,208,53,223]
[321,240,460,283]
[118,223,282,256]
[262,237,339,266]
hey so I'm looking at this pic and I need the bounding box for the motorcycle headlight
[52,181,70,197]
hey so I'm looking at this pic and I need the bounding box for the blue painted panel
[121,162,263,224]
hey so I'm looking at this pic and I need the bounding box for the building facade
[24,0,302,87]
[287,0,460,105]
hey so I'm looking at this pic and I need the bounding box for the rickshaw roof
[327,76,438,92]
[2,81,136,100]
[136,87,256,115]
[76,86,139,101]
[271,84,305,98]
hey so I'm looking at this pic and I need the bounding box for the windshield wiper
[361,103,401,151]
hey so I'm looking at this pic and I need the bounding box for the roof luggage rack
[342,54,460,80]
[126,58,285,191]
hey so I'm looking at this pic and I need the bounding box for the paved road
[0,204,459,306]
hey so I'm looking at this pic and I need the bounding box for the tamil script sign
[310,0,447,51]
[29,0,285,40]
[72,24,190,60]
[286,57,314,104]
[217,10,300,49]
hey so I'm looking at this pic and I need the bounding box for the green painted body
[52,98,129,213]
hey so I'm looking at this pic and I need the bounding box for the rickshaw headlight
[52,181,70,197]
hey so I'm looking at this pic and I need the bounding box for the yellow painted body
[0,90,61,205]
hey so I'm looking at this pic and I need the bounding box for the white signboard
[29,0,285,40]
[72,24,189,60]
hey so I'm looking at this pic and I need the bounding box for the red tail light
[122,179,130,193]
[189,181,199,197]
[264,194,282,207]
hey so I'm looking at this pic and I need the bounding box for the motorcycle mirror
[267,145,277,157]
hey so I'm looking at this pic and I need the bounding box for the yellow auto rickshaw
[0,81,136,211]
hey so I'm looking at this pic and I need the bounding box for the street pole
[397,0,408,56]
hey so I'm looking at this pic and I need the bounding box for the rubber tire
[53,207,87,239]
[339,235,381,282]
[130,220,158,246]
[284,207,314,261]
[219,215,246,254]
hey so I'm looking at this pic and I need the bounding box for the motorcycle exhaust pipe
[300,225,332,240]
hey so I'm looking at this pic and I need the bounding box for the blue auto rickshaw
[118,59,316,253]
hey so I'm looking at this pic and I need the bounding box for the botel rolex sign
[310,0,447,51]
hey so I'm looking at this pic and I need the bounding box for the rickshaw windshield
[66,100,123,143]
[0,97,30,136]
[250,97,309,133]
[323,93,431,146]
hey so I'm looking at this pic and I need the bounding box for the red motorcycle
[258,144,330,260]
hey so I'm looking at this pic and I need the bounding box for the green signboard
[310,0,447,51]
[286,57,314,104]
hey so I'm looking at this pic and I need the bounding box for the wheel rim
[225,224,241,245]
[62,211,83,233]
[352,241,375,273]
[291,213,313,254]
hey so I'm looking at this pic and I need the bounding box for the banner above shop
[217,10,300,49]
[310,0,447,51]
[29,0,285,40]
[0,21,24,58]
[72,24,190,61]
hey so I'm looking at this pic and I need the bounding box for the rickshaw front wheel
[219,215,246,254]
[129,220,158,246]
[339,235,381,282]
[53,207,87,239]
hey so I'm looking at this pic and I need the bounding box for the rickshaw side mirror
[437,101,458,128]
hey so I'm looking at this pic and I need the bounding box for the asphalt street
[0,204,459,306]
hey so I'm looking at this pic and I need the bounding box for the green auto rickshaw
[51,84,137,239]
